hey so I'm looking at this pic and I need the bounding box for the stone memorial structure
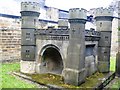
[20,2,114,85]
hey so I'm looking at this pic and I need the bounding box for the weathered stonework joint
[68,19,87,24]
[95,16,113,21]
[20,11,40,17]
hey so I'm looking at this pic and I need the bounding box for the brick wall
[0,17,21,62]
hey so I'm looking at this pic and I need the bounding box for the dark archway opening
[42,47,63,74]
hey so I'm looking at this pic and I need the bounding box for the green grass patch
[110,57,120,89]
[110,57,116,72]
[111,78,120,89]
[2,62,37,88]
[1,57,117,88]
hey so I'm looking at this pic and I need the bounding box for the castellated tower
[63,8,87,85]
[20,2,40,73]
[95,8,113,73]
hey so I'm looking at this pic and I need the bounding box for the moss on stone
[24,72,105,88]
[80,72,104,88]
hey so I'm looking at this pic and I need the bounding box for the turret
[62,8,87,86]
[95,7,113,73]
[20,2,40,74]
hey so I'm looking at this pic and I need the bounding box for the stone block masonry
[20,2,40,73]
[19,1,117,86]
[95,8,113,73]
[62,8,87,85]
[0,17,21,62]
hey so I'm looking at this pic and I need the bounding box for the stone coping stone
[13,72,115,90]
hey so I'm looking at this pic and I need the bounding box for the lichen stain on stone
[24,72,105,88]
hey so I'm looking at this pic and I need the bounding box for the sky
[0,0,114,15]
[45,0,113,10]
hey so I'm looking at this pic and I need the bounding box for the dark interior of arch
[42,47,63,74]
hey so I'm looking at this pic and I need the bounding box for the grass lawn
[110,57,116,72]
[1,57,119,88]
[110,57,120,89]
[111,79,120,89]
[1,62,37,88]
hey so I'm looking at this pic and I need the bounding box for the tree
[118,27,120,31]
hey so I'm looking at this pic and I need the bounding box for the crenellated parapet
[35,29,101,41]
[69,8,87,23]
[21,2,40,12]
[69,8,87,19]
[95,7,113,17]
[95,7,113,21]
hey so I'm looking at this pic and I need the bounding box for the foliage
[110,57,120,89]
[118,27,120,31]
[111,78,120,89]
[1,63,36,88]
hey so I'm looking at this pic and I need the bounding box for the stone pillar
[20,2,40,73]
[95,8,113,73]
[116,1,120,77]
[62,8,87,86]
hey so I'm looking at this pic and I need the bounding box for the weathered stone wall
[20,1,40,73]
[35,38,69,73]
[35,35,99,75]
[95,7,113,73]
[35,24,100,85]
[111,17,119,56]
[0,17,21,62]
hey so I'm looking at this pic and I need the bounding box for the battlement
[35,28,100,37]
[69,8,87,20]
[21,2,40,12]
[95,7,113,17]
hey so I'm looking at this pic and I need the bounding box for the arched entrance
[39,45,63,74]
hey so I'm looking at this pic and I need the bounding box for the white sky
[45,0,113,10]
[0,0,113,15]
